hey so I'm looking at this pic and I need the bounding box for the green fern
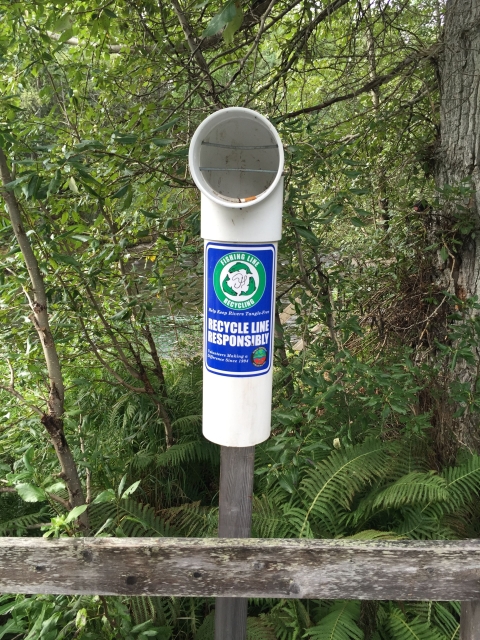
[383,609,447,640]
[159,501,217,537]
[195,611,214,639]
[306,601,364,640]
[371,472,449,510]
[443,455,480,509]
[263,599,312,640]
[89,499,173,537]
[0,509,50,536]
[129,595,172,627]
[155,439,219,468]
[252,495,298,538]
[431,602,460,640]
[170,414,202,431]
[247,617,277,640]
[299,440,390,537]
[342,529,401,540]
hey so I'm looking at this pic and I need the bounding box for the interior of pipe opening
[199,117,280,201]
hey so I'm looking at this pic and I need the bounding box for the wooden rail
[1,537,480,601]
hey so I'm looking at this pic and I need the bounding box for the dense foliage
[0,0,478,637]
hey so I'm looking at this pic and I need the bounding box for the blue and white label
[205,242,276,377]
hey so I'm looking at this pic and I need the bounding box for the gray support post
[461,602,480,640]
[215,446,255,640]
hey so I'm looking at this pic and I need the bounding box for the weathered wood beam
[1,537,480,600]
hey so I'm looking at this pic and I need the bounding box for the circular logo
[213,252,266,310]
[251,347,268,367]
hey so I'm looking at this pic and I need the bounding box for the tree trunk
[0,148,88,528]
[435,0,480,453]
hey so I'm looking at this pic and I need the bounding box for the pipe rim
[189,107,284,209]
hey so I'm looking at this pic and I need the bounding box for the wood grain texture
[461,601,480,640]
[2,538,480,600]
[217,446,255,539]
[215,598,248,640]
[216,446,255,640]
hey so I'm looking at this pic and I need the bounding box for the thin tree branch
[249,0,353,101]
[0,384,44,417]
[278,44,442,120]
[170,0,223,107]
[47,492,71,510]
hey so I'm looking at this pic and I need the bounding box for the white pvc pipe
[189,108,284,447]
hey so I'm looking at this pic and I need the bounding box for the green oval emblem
[213,252,266,310]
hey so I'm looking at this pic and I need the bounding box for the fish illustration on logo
[213,252,266,310]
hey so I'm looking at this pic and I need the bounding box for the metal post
[215,445,255,640]
[461,602,480,640]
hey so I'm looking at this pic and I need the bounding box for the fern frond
[155,439,219,468]
[306,601,364,640]
[342,529,401,541]
[89,499,173,537]
[383,610,446,640]
[371,472,449,510]
[299,440,389,536]
[443,455,480,510]
[263,599,311,640]
[252,495,296,539]
[431,602,460,640]
[171,414,202,432]
[0,509,50,536]
[195,611,214,640]
[247,617,277,640]
[159,502,216,537]
[394,506,455,540]
[128,595,171,627]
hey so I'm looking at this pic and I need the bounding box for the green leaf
[75,608,87,630]
[47,169,62,196]
[111,184,129,199]
[121,480,140,498]
[68,176,79,193]
[58,28,75,43]
[25,174,40,199]
[22,446,34,472]
[65,504,88,524]
[74,139,105,151]
[351,216,367,227]
[295,226,319,244]
[223,3,243,44]
[111,308,131,321]
[93,489,116,503]
[152,118,181,132]
[52,253,82,269]
[15,483,47,502]
[118,474,127,497]
[141,209,162,219]
[151,138,174,147]
[44,481,66,494]
[440,246,449,262]
[3,175,30,190]
[122,187,133,210]
[52,13,74,33]
[202,0,237,37]
[113,134,138,145]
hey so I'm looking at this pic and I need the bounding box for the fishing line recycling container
[189,107,284,447]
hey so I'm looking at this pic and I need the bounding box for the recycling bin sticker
[205,242,276,377]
